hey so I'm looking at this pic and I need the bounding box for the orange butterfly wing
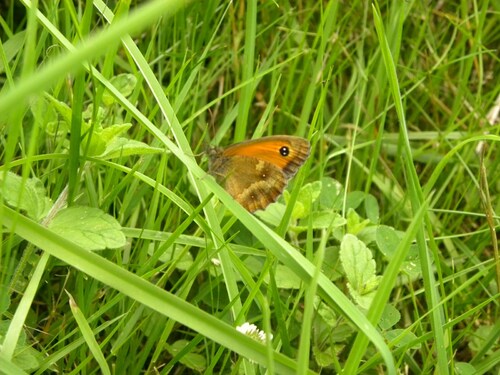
[221,136,310,178]
[208,135,310,212]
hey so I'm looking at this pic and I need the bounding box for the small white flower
[236,322,273,343]
[211,258,221,266]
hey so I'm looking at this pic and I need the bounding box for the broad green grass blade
[0,353,28,375]
[0,0,187,116]
[1,205,313,374]
[372,3,448,373]
[67,292,111,375]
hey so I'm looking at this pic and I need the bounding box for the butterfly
[208,135,310,212]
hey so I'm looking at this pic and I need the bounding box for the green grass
[1,0,499,374]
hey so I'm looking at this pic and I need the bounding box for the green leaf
[384,329,420,349]
[81,123,131,157]
[0,31,26,73]
[98,137,164,159]
[378,304,401,330]
[364,194,380,223]
[0,285,10,315]
[256,201,284,226]
[356,225,378,246]
[309,211,346,230]
[0,320,26,345]
[256,180,322,225]
[376,226,421,277]
[102,74,138,106]
[12,346,42,372]
[319,177,344,209]
[314,296,337,327]
[82,103,107,122]
[401,244,421,278]
[0,172,52,221]
[375,225,401,259]
[82,133,107,156]
[468,325,494,354]
[345,191,365,210]
[285,180,322,219]
[148,244,193,271]
[265,265,302,289]
[340,234,380,309]
[30,95,60,135]
[454,362,477,375]
[167,340,207,372]
[48,206,126,251]
[43,92,74,124]
[45,120,70,137]
[322,246,342,281]
[0,321,44,372]
[346,208,370,234]
[347,285,377,310]
[82,123,161,159]
[99,123,132,143]
[293,211,346,234]
[313,345,338,367]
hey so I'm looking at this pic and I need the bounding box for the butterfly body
[208,135,310,212]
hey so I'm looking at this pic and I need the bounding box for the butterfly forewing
[208,135,310,212]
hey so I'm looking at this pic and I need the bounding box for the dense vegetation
[1,1,499,373]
